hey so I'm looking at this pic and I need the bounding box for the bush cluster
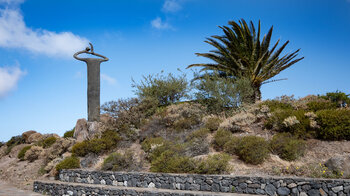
[270,133,306,161]
[6,135,25,154]
[195,153,231,174]
[265,109,314,138]
[321,90,350,107]
[37,136,57,148]
[132,71,189,106]
[192,72,254,113]
[212,129,232,150]
[150,151,231,174]
[150,150,197,173]
[63,128,75,138]
[72,130,121,156]
[306,101,336,112]
[101,151,134,171]
[17,145,32,161]
[142,136,229,174]
[101,97,158,129]
[234,136,269,165]
[55,156,80,171]
[204,116,222,132]
[315,109,350,140]
[186,128,209,141]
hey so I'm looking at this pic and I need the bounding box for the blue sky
[0,0,349,141]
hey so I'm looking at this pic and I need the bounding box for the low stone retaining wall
[60,170,350,196]
[33,181,233,196]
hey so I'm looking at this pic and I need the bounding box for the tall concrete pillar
[74,43,108,122]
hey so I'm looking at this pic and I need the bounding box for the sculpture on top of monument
[74,43,109,122]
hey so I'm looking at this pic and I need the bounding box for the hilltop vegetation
[0,19,349,190]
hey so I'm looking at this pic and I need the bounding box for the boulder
[44,138,75,161]
[27,132,43,143]
[87,121,101,138]
[325,155,350,177]
[42,133,60,139]
[73,118,102,142]
[45,157,63,172]
[74,118,89,142]
[22,130,37,143]
[24,146,44,162]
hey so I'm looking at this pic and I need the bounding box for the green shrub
[193,72,254,113]
[195,153,231,174]
[55,156,80,171]
[270,133,306,161]
[63,128,75,138]
[17,145,32,161]
[307,101,336,112]
[264,100,293,112]
[72,130,121,156]
[101,151,134,171]
[223,137,240,155]
[212,129,232,150]
[204,117,222,132]
[173,117,198,131]
[132,71,189,106]
[6,135,25,154]
[265,109,314,138]
[150,150,197,173]
[321,90,350,107]
[141,137,166,153]
[316,109,350,140]
[235,136,269,165]
[186,128,209,141]
[102,97,158,129]
[37,137,57,148]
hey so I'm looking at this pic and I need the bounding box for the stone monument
[74,43,108,122]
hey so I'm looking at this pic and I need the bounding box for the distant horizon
[0,0,349,141]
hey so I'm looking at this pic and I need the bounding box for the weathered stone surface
[80,154,99,168]
[319,188,327,196]
[325,155,350,177]
[288,183,297,188]
[307,189,320,196]
[87,121,101,138]
[22,130,37,143]
[331,185,343,193]
[55,170,350,196]
[277,187,290,196]
[300,192,308,196]
[265,184,276,196]
[291,187,299,196]
[27,132,43,143]
[74,118,89,142]
[24,145,43,162]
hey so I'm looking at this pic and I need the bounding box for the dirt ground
[0,138,349,191]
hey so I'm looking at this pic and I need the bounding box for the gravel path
[0,181,43,196]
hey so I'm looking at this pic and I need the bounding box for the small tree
[192,71,254,113]
[132,71,189,106]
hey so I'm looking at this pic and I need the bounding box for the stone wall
[33,181,224,196]
[59,170,350,196]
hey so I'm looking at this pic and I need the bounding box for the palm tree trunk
[254,88,262,102]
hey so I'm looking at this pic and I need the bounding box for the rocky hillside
[0,94,349,190]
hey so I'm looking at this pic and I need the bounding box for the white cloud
[0,0,24,5]
[162,0,182,13]
[0,65,25,98]
[101,73,117,85]
[0,8,88,58]
[151,17,172,30]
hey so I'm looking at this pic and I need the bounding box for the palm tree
[187,19,304,101]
